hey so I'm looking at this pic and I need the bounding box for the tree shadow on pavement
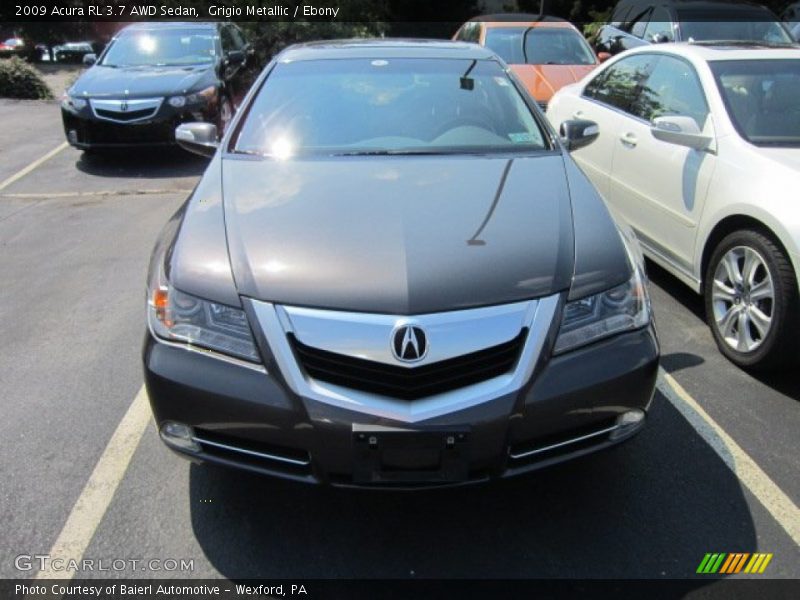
[188,391,757,582]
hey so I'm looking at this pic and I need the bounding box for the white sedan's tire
[704,229,799,370]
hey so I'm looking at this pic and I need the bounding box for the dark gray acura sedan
[143,40,659,487]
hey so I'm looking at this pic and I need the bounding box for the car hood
[71,64,212,97]
[510,64,596,103]
[221,155,575,315]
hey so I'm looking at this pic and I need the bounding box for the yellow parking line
[34,385,151,580]
[658,369,800,546]
[0,142,68,192]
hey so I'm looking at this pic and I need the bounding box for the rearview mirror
[175,122,218,157]
[650,116,712,150]
[559,119,599,151]
[82,53,96,66]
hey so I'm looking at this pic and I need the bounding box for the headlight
[168,95,186,108]
[62,94,87,110]
[168,86,216,108]
[553,233,650,354]
[147,282,260,363]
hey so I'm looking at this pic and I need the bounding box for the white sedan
[547,43,800,369]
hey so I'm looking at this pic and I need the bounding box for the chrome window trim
[90,97,164,123]
[248,295,560,423]
[509,424,618,460]
[192,436,311,466]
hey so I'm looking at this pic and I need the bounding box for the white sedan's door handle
[572,110,584,119]
[620,132,638,147]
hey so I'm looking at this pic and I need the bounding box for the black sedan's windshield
[234,58,548,157]
[712,59,800,147]
[101,28,217,67]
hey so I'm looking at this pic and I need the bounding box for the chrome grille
[90,97,163,123]
[289,329,527,400]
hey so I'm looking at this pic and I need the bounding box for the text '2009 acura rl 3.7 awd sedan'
[143,40,659,487]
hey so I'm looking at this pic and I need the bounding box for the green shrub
[0,57,53,100]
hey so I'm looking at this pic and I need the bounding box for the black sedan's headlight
[167,85,217,108]
[554,231,651,354]
[61,94,88,110]
[147,264,260,363]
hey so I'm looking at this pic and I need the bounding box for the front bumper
[143,317,659,488]
[61,102,214,149]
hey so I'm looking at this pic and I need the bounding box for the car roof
[480,20,577,30]
[468,13,567,23]
[623,41,800,61]
[121,21,219,32]
[278,39,498,62]
[614,0,769,9]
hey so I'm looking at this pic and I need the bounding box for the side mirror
[82,53,96,66]
[651,32,671,44]
[225,50,245,66]
[175,122,218,157]
[650,115,712,150]
[597,51,612,63]
[559,119,599,151]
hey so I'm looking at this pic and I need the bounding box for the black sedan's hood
[71,64,212,97]
[222,155,575,315]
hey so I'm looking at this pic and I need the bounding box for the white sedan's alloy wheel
[711,245,775,353]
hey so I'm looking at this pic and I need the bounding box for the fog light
[68,130,78,144]
[160,421,200,452]
[610,409,645,441]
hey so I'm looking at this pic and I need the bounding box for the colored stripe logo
[697,553,773,574]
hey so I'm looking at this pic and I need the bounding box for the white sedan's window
[712,59,800,146]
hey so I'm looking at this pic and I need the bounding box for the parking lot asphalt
[0,100,797,582]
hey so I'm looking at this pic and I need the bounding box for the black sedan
[61,21,258,152]
[144,40,659,488]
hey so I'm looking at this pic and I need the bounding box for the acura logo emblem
[392,325,427,362]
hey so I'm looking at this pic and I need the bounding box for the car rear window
[233,58,549,157]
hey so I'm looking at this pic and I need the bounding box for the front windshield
[711,59,800,147]
[234,58,548,157]
[678,11,794,43]
[101,29,217,67]
[484,27,596,65]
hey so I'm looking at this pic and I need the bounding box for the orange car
[454,14,608,110]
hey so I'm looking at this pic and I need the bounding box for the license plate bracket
[352,424,470,484]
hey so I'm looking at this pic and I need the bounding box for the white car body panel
[547,44,800,295]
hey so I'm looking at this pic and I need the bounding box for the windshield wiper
[333,149,452,156]
[691,39,797,48]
